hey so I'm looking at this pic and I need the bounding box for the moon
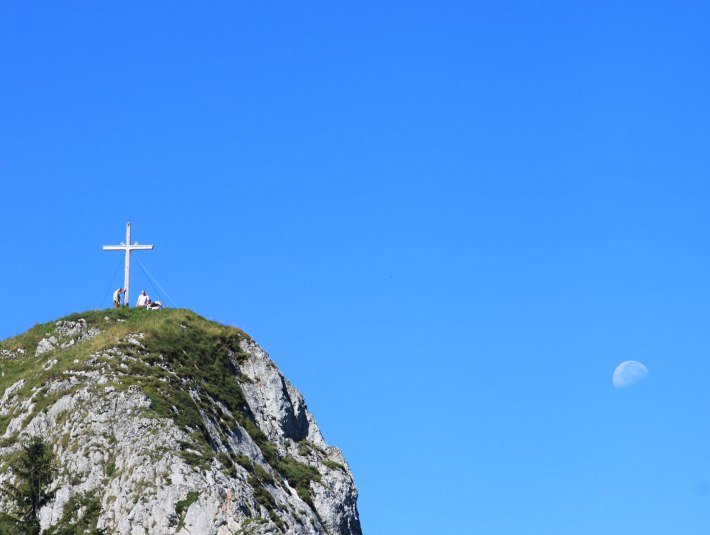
[613,361,649,388]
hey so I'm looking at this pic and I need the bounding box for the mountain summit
[0,309,362,534]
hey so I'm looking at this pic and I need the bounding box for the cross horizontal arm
[102,245,154,251]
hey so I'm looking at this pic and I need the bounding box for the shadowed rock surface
[0,309,362,534]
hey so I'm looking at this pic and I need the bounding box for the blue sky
[2,2,710,533]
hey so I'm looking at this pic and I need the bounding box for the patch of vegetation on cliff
[276,456,321,507]
[237,517,268,534]
[175,491,200,531]
[323,459,346,472]
[45,490,105,535]
[125,311,323,507]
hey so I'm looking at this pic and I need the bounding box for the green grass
[236,516,271,535]
[275,456,321,506]
[323,459,345,472]
[175,490,200,531]
[44,490,104,535]
[175,490,200,516]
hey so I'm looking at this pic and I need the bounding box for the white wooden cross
[102,222,154,307]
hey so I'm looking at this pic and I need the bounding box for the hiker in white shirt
[136,291,149,308]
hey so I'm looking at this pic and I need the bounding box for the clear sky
[2,2,710,533]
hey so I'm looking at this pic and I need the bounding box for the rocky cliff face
[0,309,362,534]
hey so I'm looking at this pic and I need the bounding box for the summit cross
[102,222,154,307]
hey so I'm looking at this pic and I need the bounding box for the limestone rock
[0,310,362,534]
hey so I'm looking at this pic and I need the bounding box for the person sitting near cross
[112,288,124,308]
[136,290,149,308]
[146,298,163,310]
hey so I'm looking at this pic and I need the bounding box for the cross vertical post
[103,222,154,306]
[124,222,132,306]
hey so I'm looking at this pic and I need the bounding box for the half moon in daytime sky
[613,361,649,388]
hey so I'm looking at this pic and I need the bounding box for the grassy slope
[0,308,247,443]
[0,308,321,517]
